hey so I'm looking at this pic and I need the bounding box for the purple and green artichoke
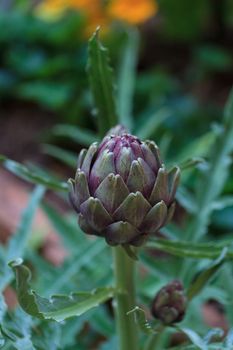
[151,280,187,324]
[68,126,180,246]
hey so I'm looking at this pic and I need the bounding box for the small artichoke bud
[151,280,187,325]
[69,125,180,246]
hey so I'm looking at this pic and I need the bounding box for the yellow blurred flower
[107,0,158,25]
[36,0,109,34]
[36,0,68,20]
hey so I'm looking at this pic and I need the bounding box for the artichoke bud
[69,125,180,246]
[151,280,187,325]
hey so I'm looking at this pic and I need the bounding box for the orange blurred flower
[69,0,99,11]
[36,0,158,34]
[107,0,158,25]
[69,0,110,36]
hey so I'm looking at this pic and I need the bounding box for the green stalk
[113,246,139,350]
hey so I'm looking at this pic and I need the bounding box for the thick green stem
[113,246,138,350]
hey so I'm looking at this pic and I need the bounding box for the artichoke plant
[69,126,180,246]
[151,280,187,325]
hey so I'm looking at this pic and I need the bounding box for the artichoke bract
[151,280,187,325]
[68,125,180,246]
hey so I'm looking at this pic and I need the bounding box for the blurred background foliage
[0,0,232,166]
[0,0,233,349]
[1,0,233,213]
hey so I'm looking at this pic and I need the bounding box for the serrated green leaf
[1,157,68,191]
[87,28,118,136]
[9,260,115,322]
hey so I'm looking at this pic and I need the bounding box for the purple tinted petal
[113,192,151,227]
[115,147,134,181]
[145,141,162,169]
[74,170,90,207]
[80,197,112,232]
[89,150,116,194]
[131,141,144,159]
[68,179,80,213]
[140,200,167,233]
[149,166,169,205]
[168,166,180,204]
[141,143,158,173]
[78,214,101,236]
[104,221,140,245]
[77,149,87,169]
[127,158,155,198]
[98,136,116,154]
[81,142,98,178]
[94,174,129,213]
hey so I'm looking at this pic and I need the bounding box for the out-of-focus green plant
[0,23,233,350]
[1,0,232,130]
[0,1,233,348]
[0,8,88,123]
